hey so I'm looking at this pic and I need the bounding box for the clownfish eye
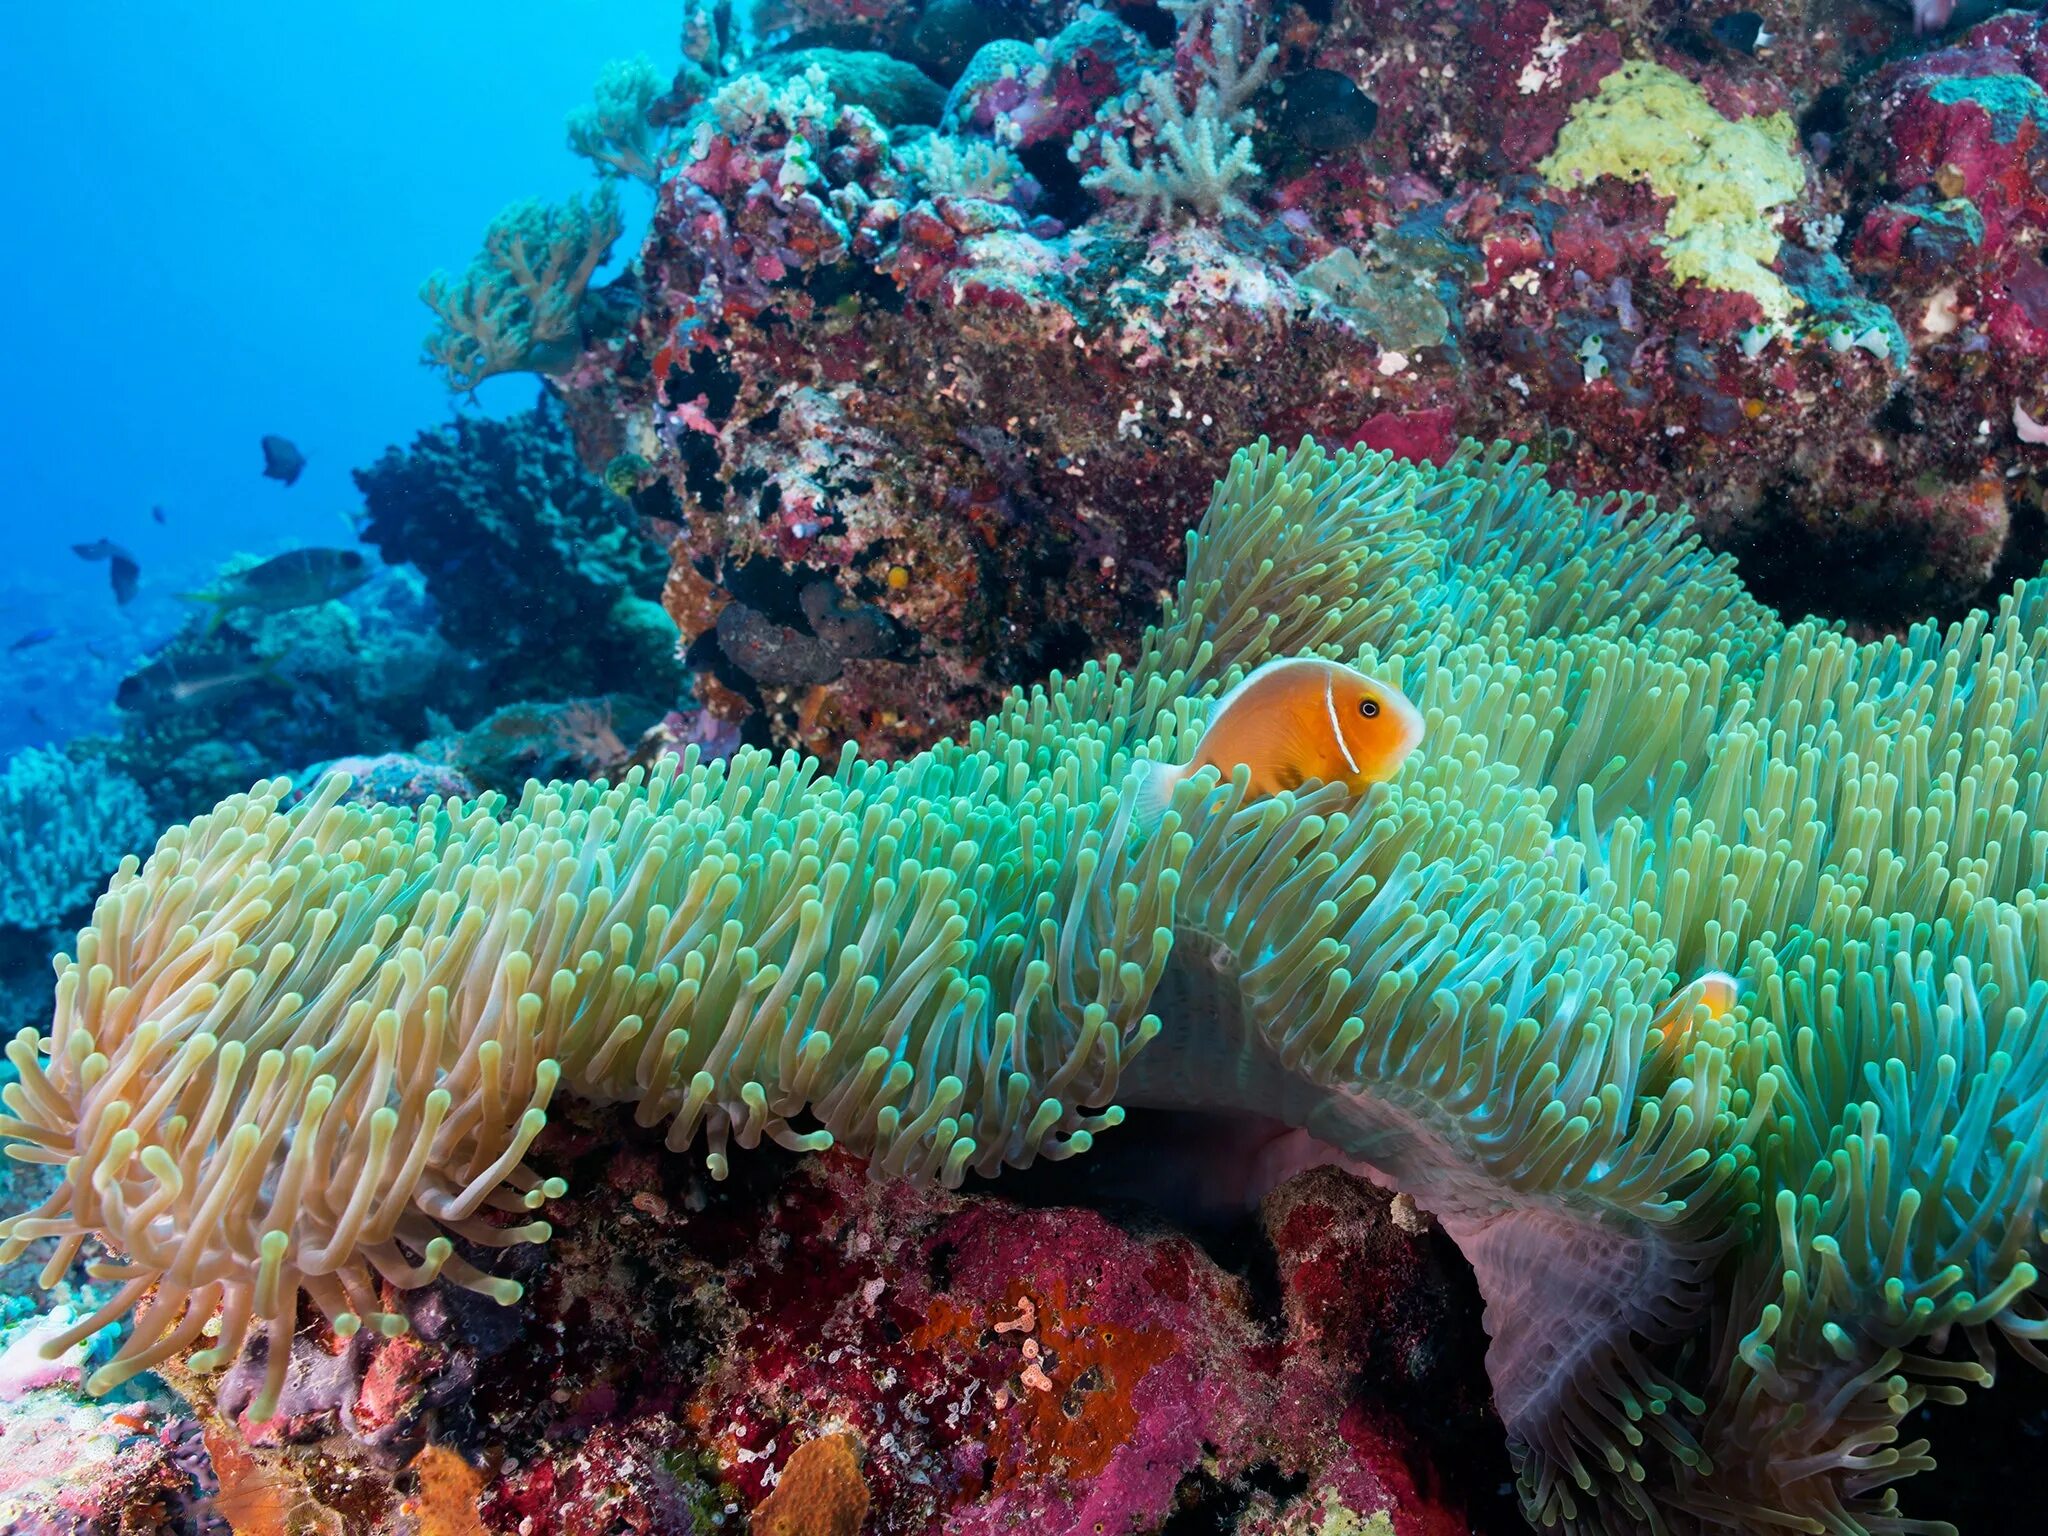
[1358,697,1380,718]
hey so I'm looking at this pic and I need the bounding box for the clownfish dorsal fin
[1204,656,1321,728]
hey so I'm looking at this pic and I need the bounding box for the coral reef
[480,0,2048,755]
[63,402,685,832]
[0,749,154,1200]
[10,433,2048,1535]
[0,1145,1491,1534]
[88,557,465,824]
[20,5,2048,1535]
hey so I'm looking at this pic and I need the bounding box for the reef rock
[0,1133,1498,1535]
[509,0,2048,754]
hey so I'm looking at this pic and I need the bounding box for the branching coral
[419,186,623,391]
[567,55,667,185]
[893,130,1027,202]
[352,401,678,704]
[9,435,2048,1536]
[0,750,156,933]
[1075,3,1275,227]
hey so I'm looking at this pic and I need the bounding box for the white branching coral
[1075,2,1276,227]
[703,61,837,140]
[894,132,1027,202]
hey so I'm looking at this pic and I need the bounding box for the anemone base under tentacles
[7,436,2048,1534]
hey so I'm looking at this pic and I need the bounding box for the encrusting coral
[1538,60,1808,324]
[8,436,2048,1536]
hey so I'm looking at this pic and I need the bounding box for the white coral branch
[1078,5,1275,229]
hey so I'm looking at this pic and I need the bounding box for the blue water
[0,1,670,755]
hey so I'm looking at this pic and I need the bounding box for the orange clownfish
[1646,970,1739,1075]
[1133,657,1425,826]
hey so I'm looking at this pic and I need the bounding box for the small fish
[1273,68,1379,155]
[8,626,57,652]
[179,547,371,634]
[151,504,167,524]
[115,652,285,717]
[1646,971,1739,1075]
[72,538,141,605]
[261,435,307,486]
[1134,657,1424,826]
[1708,12,1773,53]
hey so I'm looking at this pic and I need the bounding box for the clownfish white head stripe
[1323,673,1363,776]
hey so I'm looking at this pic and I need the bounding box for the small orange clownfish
[1646,970,1739,1075]
[1133,657,1425,827]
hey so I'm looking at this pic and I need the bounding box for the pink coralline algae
[528,0,2048,759]
[466,1133,1495,1536]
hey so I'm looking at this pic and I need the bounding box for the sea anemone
[8,437,2048,1535]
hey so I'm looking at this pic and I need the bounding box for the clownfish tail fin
[1129,759,1185,834]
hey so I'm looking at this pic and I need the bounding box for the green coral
[419,186,623,391]
[1298,243,1453,353]
[14,437,2048,1534]
[1540,61,1807,321]
[567,55,667,184]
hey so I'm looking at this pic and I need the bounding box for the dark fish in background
[1273,68,1379,155]
[1709,12,1773,53]
[8,627,57,652]
[110,554,140,605]
[72,538,142,605]
[151,504,167,524]
[261,435,306,486]
[116,652,283,717]
[179,546,371,633]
